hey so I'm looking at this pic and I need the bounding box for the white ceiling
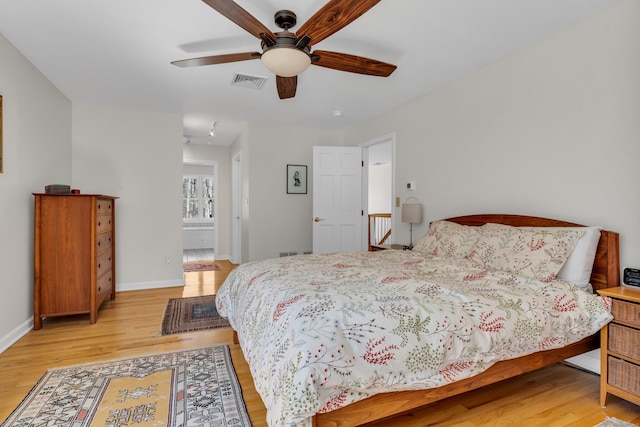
[0,0,621,146]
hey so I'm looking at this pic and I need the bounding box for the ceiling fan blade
[276,76,297,99]
[312,50,396,77]
[297,0,381,45]
[201,0,276,40]
[171,52,260,67]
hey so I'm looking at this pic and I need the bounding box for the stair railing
[368,213,392,251]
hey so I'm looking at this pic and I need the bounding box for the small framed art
[286,164,307,194]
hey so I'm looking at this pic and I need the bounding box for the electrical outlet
[165,256,172,266]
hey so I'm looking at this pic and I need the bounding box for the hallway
[182,248,214,262]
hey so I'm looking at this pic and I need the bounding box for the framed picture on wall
[286,164,307,194]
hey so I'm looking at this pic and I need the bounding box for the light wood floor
[1,261,639,426]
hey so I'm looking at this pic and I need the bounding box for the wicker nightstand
[597,286,640,407]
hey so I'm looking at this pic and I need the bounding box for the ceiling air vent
[231,73,268,90]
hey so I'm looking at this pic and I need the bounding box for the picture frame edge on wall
[286,164,307,194]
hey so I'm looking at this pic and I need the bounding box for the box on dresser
[33,193,118,329]
[44,184,71,194]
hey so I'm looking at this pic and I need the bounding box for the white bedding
[216,250,612,427]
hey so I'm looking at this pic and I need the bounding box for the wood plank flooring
[1,261,639,426]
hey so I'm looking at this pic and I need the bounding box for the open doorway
[182,161,217,265]
[362,134,394,249]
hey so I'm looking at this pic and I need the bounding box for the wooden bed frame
[310,214,620,427]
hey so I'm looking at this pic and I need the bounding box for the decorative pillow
[413,220,482,259]
[521,226,602,290]
[467,223,585,282]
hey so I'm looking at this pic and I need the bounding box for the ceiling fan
[171,0,397,99]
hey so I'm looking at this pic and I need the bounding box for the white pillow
[521,226,602,290]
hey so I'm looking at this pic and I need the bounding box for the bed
[216,214,620,427]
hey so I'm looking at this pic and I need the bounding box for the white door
[231,153,242,264]
[313,146,363,253]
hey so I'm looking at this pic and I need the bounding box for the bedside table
[597,286,640,407]
[370,244,409,251]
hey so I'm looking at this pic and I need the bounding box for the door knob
[314,217,322,222]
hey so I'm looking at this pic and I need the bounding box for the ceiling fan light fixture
[261,47,311,78]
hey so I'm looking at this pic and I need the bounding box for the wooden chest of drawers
[598,286,640,406]
[33,194,117,329]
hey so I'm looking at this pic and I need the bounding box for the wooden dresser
[33,194,117,329]
[598,286,640,406]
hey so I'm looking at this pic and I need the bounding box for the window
[183,175,214,222]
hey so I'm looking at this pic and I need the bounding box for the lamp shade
[261,47,312,77]
[401,203,423,224]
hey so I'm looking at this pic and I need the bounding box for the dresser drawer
[608,356,640,396]
[96,215,113,234]
[608,323,640,359]
[96,250,113,277]
[611,298,640,327]
[97,270,113,297]
[96,198,113,216]
[96,232,113,252]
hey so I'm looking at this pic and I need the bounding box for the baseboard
[0,318,33,354]
[116,279,184,292]
[0,279,185,355]
[565,349,601,374]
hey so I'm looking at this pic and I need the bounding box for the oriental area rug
[161,295,230,335]
[183,260,222,272]
[2,345,251,427]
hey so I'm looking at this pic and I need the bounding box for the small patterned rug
[183,260,221,272]
[161,295,230,335]
[593,417,639,426]
[2,345,251,426]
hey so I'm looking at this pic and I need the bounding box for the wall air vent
[231,73,268,90]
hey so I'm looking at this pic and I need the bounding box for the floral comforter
[215,250,612,427]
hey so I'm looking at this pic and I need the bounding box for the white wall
[183,143,232,259]
[232,122,342,262]
[368,164,392,214]
[72,103,184,290]
[345,0,640,271]
[0,33,72,350]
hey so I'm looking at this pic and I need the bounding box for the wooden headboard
[444,214,620,291]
